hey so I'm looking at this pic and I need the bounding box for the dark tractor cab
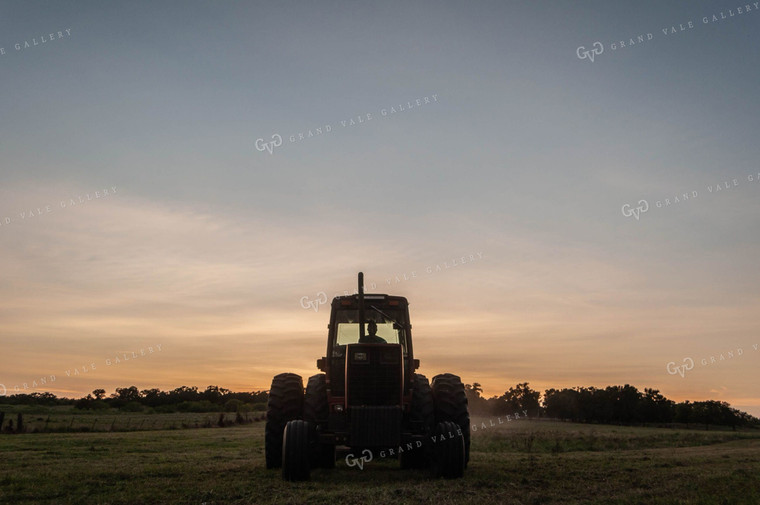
[318,294,418,448]
[265,273,470,481]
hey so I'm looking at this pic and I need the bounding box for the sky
[1,0,759,416]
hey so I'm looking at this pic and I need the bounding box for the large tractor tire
[282,420,312,481]
[401,373,435,469]
[432,373,470,467]
[432,421,465,479]
[265,373,303,469]
[304,374,335,468]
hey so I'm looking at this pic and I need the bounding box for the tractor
[265,272,470,481]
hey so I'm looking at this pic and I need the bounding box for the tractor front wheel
[304,374,335,469]
[282,420,313,481]
[432,421,465,479]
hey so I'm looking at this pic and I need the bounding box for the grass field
[0,407,264,433]
[1,417,758,505]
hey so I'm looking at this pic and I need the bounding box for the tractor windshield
[333,306,408,349]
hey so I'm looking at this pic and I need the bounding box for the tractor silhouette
[265,272,469,480]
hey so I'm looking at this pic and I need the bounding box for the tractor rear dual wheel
[401,373,435,469]
[432,373,470,467]
[265,373,304,469]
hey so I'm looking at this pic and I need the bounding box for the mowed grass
[1,409,263,433]
[0,417,759,505]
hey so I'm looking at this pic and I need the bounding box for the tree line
[2,382,758,429]
[0,385,268,413]
[465,382,760,430]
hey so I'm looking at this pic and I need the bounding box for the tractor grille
[345,344,402,407]
[349,406,402,447]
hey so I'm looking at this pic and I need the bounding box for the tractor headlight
[353,352,367,361]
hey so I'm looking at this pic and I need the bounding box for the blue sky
[1,0,759,414]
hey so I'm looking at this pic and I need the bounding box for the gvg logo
[0,383,6,396]
[345,449,373,470]
[300,292,328,313]
[255,134,282,155]
[666,357,695,378]
[577,42,604,62]
[621,200,649,220]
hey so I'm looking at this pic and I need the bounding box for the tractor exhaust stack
[358,272,365,340]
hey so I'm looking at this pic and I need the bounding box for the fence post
[17,413,24,433]
[68,416,75,431]
[0,412,5,432]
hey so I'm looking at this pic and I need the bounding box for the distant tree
[171,386,200,403]
[140,388,164,407]
[464,383,483,396]
[28,392,59,406]
[733,408,760,428]
[107,386,141,407]
[0,392,72,408]
[464,383,487,414]
[691,401,733,430]
[575,387,601,423]
[203,385,223,403]
[202,385,231,404]
[675,401,693,425]
[495,383,540,417]
[641,388,674,423]
[92,389,106,400]
[75,394,95,409]
[543,388,580,421]
[605,385,642,424]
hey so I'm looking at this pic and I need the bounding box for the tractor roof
[331,294,409,308]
